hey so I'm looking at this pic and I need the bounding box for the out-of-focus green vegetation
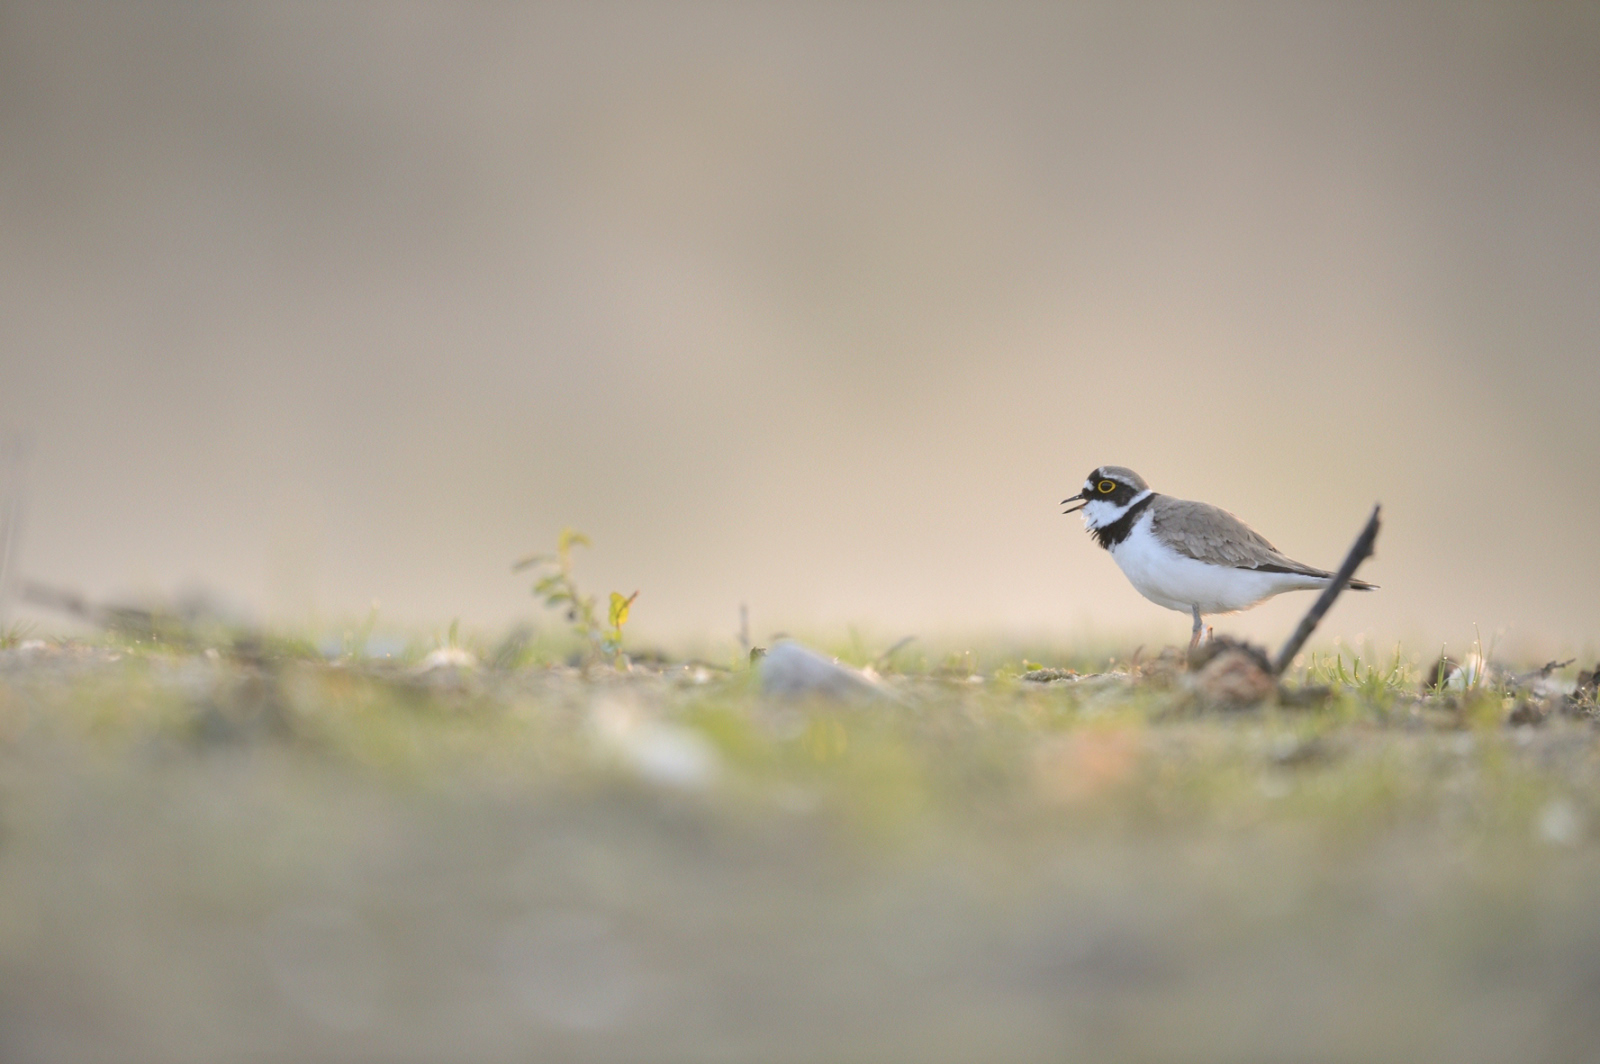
[0,630,1597,1063]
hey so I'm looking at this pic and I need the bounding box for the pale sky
[2,3,1597,653]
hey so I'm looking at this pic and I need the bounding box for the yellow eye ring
[1097,480,1116,494]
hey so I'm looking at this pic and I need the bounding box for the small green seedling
[514,529,637,668]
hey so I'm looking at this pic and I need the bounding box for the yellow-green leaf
[608,590,638,630]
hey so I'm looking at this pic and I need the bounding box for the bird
[1062,466,1376,649]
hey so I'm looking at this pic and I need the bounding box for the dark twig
[1272,505,1382,676]
[873,635,918,671]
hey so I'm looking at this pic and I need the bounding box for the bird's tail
[1346,578,1377,591]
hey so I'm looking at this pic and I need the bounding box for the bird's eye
[1097,480,1116,494]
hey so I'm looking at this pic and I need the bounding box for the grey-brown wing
[1149,496,1330,576]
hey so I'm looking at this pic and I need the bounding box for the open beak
[1061,492,1087,515]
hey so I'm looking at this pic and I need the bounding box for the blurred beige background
[1,3,1596,651]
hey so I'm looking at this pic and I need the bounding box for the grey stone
[759,640,883,701]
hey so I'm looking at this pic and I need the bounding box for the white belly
[1108,515,1326,615]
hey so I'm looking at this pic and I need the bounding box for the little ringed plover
[1063,466,1376,648]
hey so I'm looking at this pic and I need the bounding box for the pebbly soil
[1,638,1598,1063]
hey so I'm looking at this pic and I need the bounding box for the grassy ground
[1,631,1598,1063]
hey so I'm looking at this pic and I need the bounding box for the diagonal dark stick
[1272,504,1382,676]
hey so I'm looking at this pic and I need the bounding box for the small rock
[619,724,720,789]
[1421,655,1459,692]
[1446,654,1493,691]
[415,646,478,673]
[589,698,719,789]
[758,640,885,701]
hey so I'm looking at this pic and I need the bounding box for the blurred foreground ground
[1,637,1599,1063]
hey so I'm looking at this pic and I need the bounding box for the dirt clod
[1188,638,1276,709]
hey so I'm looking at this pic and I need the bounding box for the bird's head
[1062,466,1151,530]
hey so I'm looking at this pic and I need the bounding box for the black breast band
[1092,493,1157,550]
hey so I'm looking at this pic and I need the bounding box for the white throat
[1082,488,1152,531]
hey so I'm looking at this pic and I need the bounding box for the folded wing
[1150,497,1332,577]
